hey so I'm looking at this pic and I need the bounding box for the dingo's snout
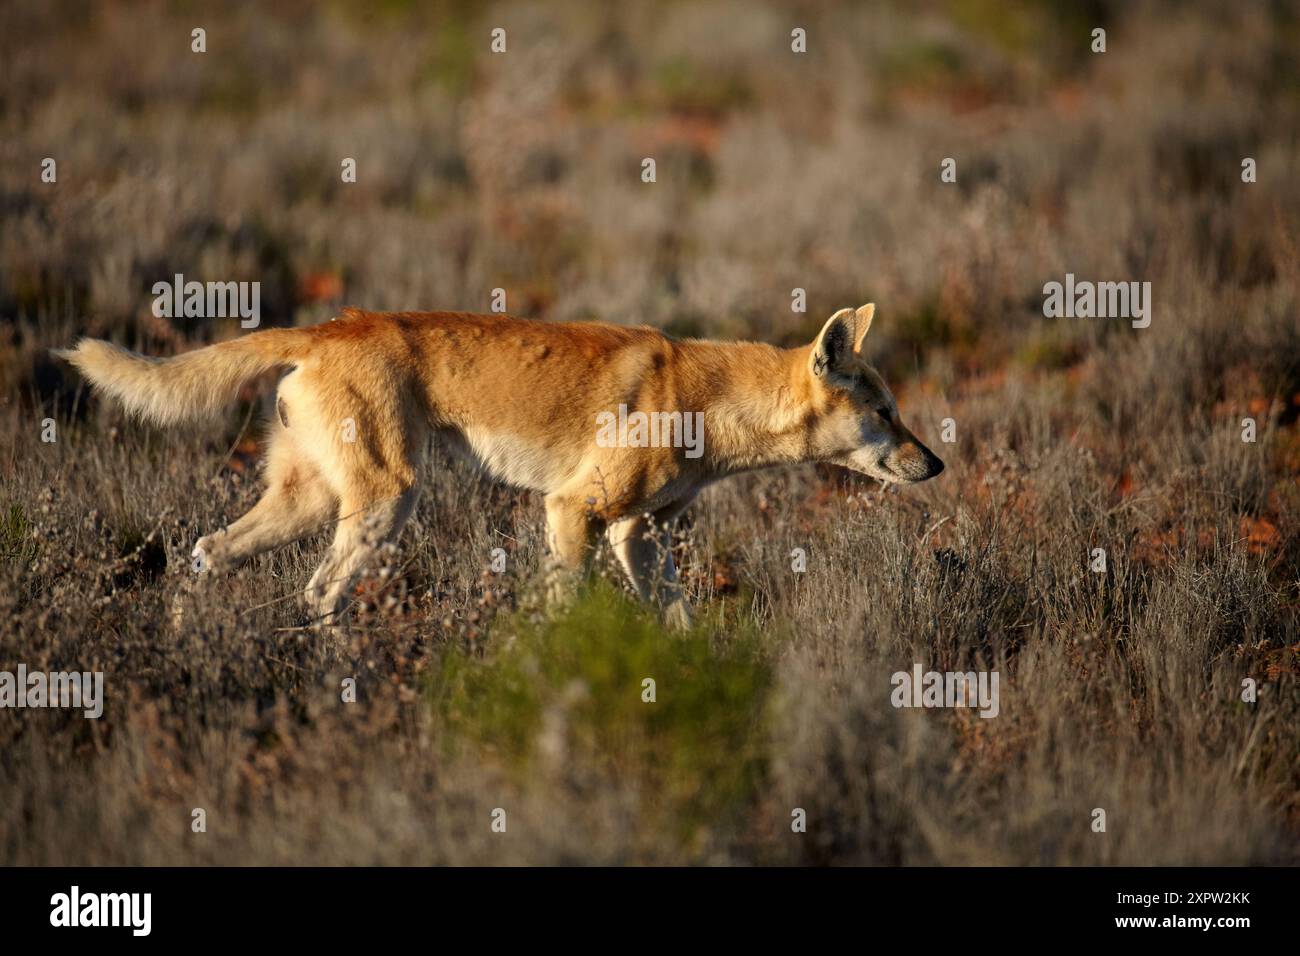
[888,440,944,483]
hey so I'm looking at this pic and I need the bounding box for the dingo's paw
[663,597,694,631]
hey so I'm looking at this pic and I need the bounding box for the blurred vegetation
[433,582,773,838]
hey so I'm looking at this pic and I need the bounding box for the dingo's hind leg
[293,362,426,625]
[175,430,336,631]
[304,487,418,623]
[192,430,336,572]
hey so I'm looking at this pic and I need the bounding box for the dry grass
[1,0,1297,864]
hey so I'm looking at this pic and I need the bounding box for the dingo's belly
[434,425,567,493]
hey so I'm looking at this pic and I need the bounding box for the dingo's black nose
[922,447,944,479]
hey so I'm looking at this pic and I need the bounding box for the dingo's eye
[874,405,891,420]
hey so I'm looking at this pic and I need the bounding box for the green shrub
[430,582,774,833]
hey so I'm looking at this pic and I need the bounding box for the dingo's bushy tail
[53,328,312,426]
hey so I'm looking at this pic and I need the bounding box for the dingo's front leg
[542,494,599,611]
[607,512,692,630]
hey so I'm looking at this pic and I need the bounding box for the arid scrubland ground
[1,0,1298,865]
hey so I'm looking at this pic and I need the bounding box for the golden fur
[57,304,942,626]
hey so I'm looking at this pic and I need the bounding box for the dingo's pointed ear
[852,303,875,354]
[810,308,857,378]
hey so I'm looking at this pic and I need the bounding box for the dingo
[56,304,942,627]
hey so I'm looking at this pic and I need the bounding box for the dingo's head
[804,304,944,484]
